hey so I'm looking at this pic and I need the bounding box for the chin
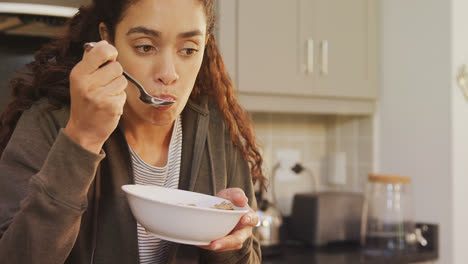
[146,112,177,127]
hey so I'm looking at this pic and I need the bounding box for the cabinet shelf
[238,92,376,115]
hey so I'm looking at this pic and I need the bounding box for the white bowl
[121,184,249,245]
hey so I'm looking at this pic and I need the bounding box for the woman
[0,0,266,263]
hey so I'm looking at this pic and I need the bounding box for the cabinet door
[237,0,305,94]
[216,0,378,114]
[300,0,378,99]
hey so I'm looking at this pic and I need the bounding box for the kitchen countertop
[261,223,438,264]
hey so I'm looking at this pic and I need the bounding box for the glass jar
[361,173,415,256]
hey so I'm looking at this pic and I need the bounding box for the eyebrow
[127,26,204,39]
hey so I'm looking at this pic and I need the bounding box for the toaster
[290,191,364,246]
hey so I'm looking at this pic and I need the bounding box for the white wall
[451,0,468,263]
[378,1,452,263]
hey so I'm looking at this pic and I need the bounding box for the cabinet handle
[457,64,468,100]
[321,40,328,75]
[307,38,314,75]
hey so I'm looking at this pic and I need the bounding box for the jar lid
[368,173,411,184]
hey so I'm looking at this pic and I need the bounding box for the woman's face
[111,0,207,127]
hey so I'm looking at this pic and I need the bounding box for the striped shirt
[128,116,182,264]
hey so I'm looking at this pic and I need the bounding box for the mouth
[155,94,176,102]
[149,94,176,110]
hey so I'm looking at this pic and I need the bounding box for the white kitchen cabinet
[236,0,300,95]
[217,0,379,114]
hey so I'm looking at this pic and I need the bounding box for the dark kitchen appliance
[290,191,364,247]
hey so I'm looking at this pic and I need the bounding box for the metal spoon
[121,71,175,106]
[83,43,175,107]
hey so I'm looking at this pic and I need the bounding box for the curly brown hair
[0,0,266,187]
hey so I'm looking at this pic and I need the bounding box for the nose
[154,51,179,86]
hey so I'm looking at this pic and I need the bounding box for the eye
[180,48,199,56]
[135,45,156,54]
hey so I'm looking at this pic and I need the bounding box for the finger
[87,77,127,115]
[209,228,252,252]
[115,92,127,116]
[91,75,128,98]
[90,90,126,117]
[229,211,257,236]
[216,188,248,207]
[89,61,124,90]
[83,42,95,52]
[82,40,118,74]
[239,210,259,227]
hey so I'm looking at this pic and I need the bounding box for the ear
[99,22,111,42]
